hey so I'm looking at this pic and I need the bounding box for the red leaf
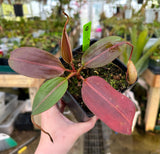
[61,12,73,64]
[9,47,65,79]
[82,76,136,135]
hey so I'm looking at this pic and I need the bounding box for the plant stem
[79,75,85,81]
[66,72,77,80]
[127,42,134,61]
[70,62,76,72]
[64,68,73,73]
[77,66,84,76]
[115,41,134,61]
[115,41,134,83]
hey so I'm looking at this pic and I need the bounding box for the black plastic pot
[61,39,138,122]
[138,0,143,4]
[14,4,23,17]
[0,58,16,74]
[148,57,160,74]
[117,6,120,14]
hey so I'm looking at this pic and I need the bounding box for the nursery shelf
[0,74,45,127]
[143,69,160,87]
[0,74,44,88]
[142,69,160,131]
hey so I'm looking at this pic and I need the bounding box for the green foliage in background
[124,26,160,75]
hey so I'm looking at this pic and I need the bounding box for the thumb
[74,116,98,136]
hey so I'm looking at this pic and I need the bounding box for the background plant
[123,26,160,75]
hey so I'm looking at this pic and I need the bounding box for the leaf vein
[33,78,66,113]
[10,58,64,71]
[85,80,131,125]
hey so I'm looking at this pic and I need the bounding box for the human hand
[35,103,97,154]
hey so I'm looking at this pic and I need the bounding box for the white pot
[145,9,155,23]
[125,9,132,19]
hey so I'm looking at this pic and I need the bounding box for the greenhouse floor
[1,124,160,154]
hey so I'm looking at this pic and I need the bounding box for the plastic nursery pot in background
[61,39,138,122]
[148,56,160,74]
[138,0,143,4]
[13,4,24,17]
[0,58,16,74]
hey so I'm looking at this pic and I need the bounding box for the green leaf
[81,36,124,68]
[32,77,68,115]
[128,26,137,64]
[130,26,137,47]
[135,38,160,75]
[122,47,128,65]
[134,28,149,63]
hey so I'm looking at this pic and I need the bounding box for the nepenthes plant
[9,12,137,142]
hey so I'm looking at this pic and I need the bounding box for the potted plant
[8,12,137,142]
[148,48,160,74]
[61,38,137,122]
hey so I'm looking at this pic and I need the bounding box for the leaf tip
[63,11,69,28]
[61,11,73,64]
